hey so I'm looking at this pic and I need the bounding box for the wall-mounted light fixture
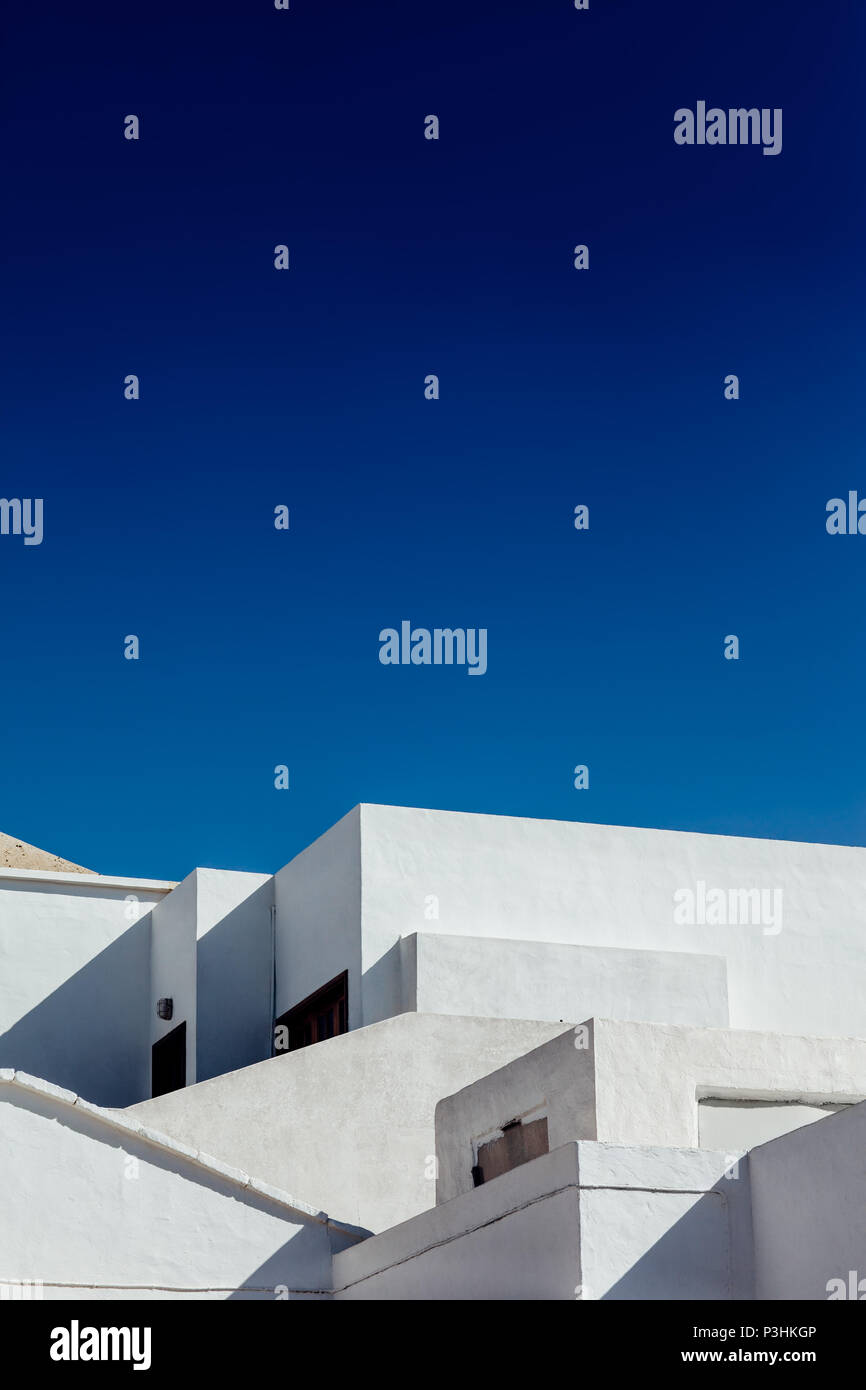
[156,998,173,1021]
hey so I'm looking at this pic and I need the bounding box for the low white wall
[0,871,171,1107]
[334,1142,752,1301]
[408,931,728,1029]
[358,805,866,1039]
[335,1145,582,1301]
[750,1099,866,1300]
[0,1073,359,1300]
[128,1013,568,1232]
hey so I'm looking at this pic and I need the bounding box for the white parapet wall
[403,931,729,1029]
[749,1098,866,1301]
[356,805,866,1039]
[126,1013,569,1233]
[0,1071,362,1300]
[333,1141,753,1301]
[435,1017,866,1205]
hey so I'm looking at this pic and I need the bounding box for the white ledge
[0,867,178,892]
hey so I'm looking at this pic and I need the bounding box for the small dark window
[151,1021,186,1098]
[474,1115,549,1186]
[275,971,348,1054]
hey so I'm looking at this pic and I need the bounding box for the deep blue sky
[2,0,865,880]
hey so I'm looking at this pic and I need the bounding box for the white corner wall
[0,871,171,1107]
[576,1143,753,1301]
[150,872,198,1089]
[195,869,273,1083]
[273,807,362,1028]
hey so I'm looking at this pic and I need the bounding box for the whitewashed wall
[0,1073,359,1300]
[150,872,197,1088]
[194,869,273,1082]
[435,1018,866,1204]
[273,807,362,1027]
[334,1142,753,1301]
[128,1013,567,1232]
[359,805,866,1038]
[405,931,728,1029]
[0,869,172,1107]
[750,1099,866,1300]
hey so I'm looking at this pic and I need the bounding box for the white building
[1,807,865,1299]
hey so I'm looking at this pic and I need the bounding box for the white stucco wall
[435,1017,866,1204]
[150,872,197,1089]
[127,1013,569,1233]
[0,869,172,1107]
[273,807,362,1028]
[576,1143,753,1301]
[194,869,273,1083]
[698,1098,850,1151]
[334,1144,582,1301]
[358,805,866,1039]
[436,1024,597,1205]
[592,1019,866,1151]
[406,931,728,1029]
[151,868,276,1094]
[0,1072,360,1300]
[749,1099,866,1300]
[334,1141,753,1301]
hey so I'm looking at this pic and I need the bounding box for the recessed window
[275,971,348,1054]
[472,1115,549,1187]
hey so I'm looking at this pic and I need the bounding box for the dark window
[151,1021,187,1098]
[275,971,348,1054]
[473,1115,549,1186]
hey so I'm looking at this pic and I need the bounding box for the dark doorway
[151,1021,187,1098]
[275,971,348,1053]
